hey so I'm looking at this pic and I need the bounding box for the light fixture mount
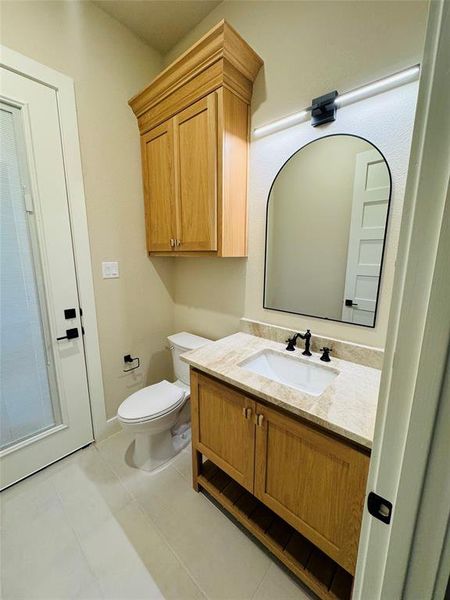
[311,90,338,127]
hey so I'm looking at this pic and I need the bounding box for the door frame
[353,1,450,597]
[1,46,110,442]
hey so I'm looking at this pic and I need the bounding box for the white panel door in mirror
[342,149,390,326]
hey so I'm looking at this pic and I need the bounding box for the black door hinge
[79,307,85,335]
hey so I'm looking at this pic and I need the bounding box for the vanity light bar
[253,64,420,138]
[335,64,420,107]
[252,110,310,137]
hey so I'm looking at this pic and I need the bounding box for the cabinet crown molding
[128,19,263,119]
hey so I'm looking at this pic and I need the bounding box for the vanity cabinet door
[254,404,369,574]
[191,371,255,492]
[141,121,176,252]
[173,93,217,251]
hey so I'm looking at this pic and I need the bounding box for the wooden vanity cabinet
[129,21,263,256]
[254,404,369,575]
[191,371,255,491]
[191,369,370,597]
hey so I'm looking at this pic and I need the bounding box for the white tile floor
[1,431,316,600]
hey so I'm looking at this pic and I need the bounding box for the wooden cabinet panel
[190,370,370,591]
[191,371,255,491]
[141,122,175,252]
[174,94,217,251]
[130,21,263,257]
[218,88,249,256]
[254,404,369,574]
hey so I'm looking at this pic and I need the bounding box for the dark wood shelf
[198,460,353,600]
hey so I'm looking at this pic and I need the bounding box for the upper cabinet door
[173,93,217,251]
[141,121,176,252]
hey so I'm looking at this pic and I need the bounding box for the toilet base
[131,426,190,472]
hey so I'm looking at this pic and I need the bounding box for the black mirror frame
[263,133,393,329]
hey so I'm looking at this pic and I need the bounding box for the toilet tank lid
[167,332,211,350]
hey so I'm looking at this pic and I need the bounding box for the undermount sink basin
[238,349,339,396]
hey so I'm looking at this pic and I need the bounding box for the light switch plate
[102,261,119,279]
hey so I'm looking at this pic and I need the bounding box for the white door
[342,149,390,326]
[0,68,93,489]
[354,2,449,597]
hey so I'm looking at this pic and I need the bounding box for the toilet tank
[167,332,211,385]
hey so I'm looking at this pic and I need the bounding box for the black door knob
[345,299,358,307]
[56,328,79,341]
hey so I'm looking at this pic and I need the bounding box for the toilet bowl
[117,332,211,472]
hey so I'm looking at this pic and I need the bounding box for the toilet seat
[118,380,185,423]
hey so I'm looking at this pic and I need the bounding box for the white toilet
[117,332,211,472]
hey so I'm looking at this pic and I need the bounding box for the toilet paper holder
[123,354,140,372]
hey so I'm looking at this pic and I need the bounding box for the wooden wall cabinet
[129,21,263,256]
[191,370,370,599]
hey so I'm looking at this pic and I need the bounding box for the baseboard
[94,416,120,442]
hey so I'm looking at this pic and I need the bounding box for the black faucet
[285,330,312,356]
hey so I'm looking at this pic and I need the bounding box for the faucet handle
[285,335,297,351]
[320,347,332,362]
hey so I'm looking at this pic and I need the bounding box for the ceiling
[93,0,222,54]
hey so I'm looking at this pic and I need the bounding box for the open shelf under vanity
[198,460,353,600]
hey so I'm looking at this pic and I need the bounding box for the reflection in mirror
[264,134,391,327]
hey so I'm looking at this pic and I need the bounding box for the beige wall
[1,0,175,419]
[164,0,428,348]
[173,258,247,340]
[266,136,371,319]
[0,0,429,425]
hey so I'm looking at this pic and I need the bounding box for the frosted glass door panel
[1,105,58,450]
[1,67,93,489]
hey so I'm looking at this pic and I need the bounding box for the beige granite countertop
[181,332,381,450]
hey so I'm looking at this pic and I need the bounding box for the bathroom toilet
[117,332,211,471]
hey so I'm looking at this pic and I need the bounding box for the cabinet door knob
[242,406,252,419]
[176,239,181,247]
[170,239,175,247]
[256,414,264,427]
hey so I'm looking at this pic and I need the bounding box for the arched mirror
[264,134,392,327]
